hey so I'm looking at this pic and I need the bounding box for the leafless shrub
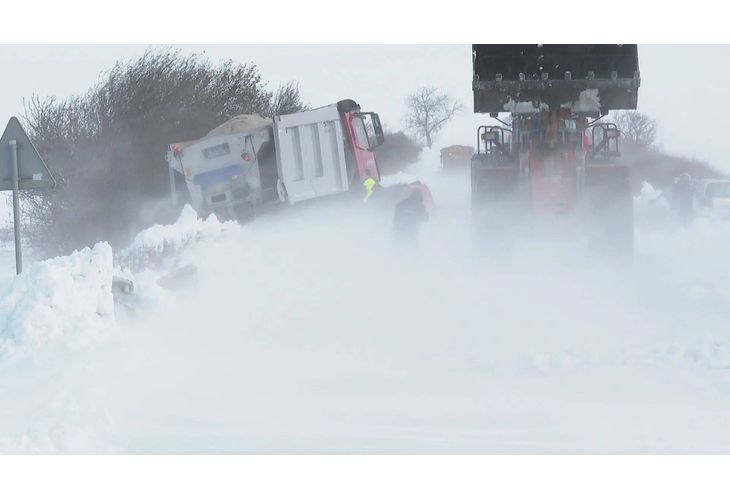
[265,81,308,117]
[604,111,725,192]
[374,128,423,175]
[20,48,304,257]
[612,110,657,149]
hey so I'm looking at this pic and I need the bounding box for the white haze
[2,152,730,453]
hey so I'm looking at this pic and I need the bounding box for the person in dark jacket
[670,173,695,223]
[393,188,429,251]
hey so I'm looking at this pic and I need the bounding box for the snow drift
[1,165,730,453]
[119,204,239,271]
[0,242,114,357]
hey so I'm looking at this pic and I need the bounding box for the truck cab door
[363,112,384,145]
[346,113,381,183]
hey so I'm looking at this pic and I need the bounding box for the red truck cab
[337,99,384,184]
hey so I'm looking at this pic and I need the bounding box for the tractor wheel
[471,156,524,248]
[585,165,634,259]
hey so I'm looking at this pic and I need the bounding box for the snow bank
[0,205,247,452]
[0,242,114,356]
[119,204,238,272]
[0,205,229,354]
[126,204,228,255]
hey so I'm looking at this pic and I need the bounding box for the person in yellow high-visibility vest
[362,177,377,203]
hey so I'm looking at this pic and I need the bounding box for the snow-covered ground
[1,158,730,453]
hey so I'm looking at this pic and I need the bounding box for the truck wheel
[276,178,288,203]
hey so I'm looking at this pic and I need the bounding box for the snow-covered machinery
[471,44,641,254]
[440,145,474,170]
[166,99,385,219]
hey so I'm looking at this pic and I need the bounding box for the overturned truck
[166,99,385,220]
[471,44,640,254]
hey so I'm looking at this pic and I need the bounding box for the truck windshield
[707,182,730,198]
[352,116,371,150]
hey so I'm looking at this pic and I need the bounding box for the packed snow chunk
[502,99,549,114]
[566,89,601,113]
[119,204,238,272]
[635,181,663,205]
[0,242,114,353]
[380,171,420,187]
[128,204,221,252]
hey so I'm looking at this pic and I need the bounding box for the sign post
[0,117,56,274]
[10,139,21,272]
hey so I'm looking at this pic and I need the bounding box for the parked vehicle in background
[696,178,730,220]
[440,145,474,170]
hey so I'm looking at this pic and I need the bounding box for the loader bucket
[473,44,640,114]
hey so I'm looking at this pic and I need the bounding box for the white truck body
[273,104,349,204]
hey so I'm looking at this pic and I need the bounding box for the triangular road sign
[0,116,56,190]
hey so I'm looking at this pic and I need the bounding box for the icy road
[1,161,730,453]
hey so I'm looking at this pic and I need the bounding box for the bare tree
[612,110,657,149]
[405,87,462,149]
[265,81,308,117]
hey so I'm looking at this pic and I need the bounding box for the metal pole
[169,163,177,208]
[10,139,22,274]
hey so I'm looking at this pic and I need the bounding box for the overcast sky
[1,45,727,171]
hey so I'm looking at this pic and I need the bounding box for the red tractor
[471,44,640,255]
